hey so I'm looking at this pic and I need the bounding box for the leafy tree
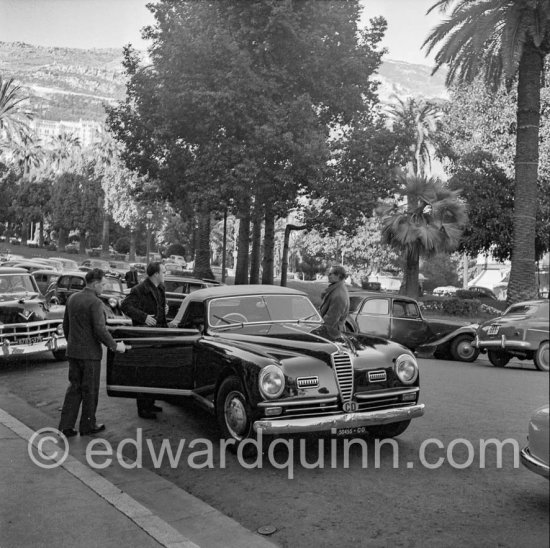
[107,0,387,282]
[424,0,550,303]
[0,76,33,143]
[377,172,467,298]
[421,253,461,293]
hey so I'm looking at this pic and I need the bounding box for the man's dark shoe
[80,424,106,436]
[151,404,163,412]
[61,428,78,438]
[138,410,157,419]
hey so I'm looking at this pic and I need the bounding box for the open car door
[106,326,201,399]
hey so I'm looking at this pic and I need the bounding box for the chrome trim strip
[355,387,419,400]
[520,447,550,479]
[258,396,338,408]
[253,404,425,434]
[107,385,194,396]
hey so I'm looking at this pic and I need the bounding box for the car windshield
[0,274,39,295]
[208,295,321,327]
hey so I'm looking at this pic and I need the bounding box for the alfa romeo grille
[332,352,354,403]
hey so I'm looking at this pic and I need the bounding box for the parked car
[473,300,549,371]
[344,291,479,362]
[106,285,425,448]
[432,286,459,296]
[29,258,65,272]
[79,258,118,278]
[164,275,220,320]
[0,260,55,273]
[464,286,498,300]
[108,261,131,279]
[520,404,549,479]
[64,243,79,254]
[31,269,62,295]
[47,271,131,325]
[0,268,67,360]
[48,257,79,271]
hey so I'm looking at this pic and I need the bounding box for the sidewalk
[0,397,278,548]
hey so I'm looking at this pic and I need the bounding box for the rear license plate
[488,325,499,335]
[335,426,367,437]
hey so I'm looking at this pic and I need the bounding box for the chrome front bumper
[473,336,532,351]
[520,446,550,479]
[253,403,425,435]
[1,335,67,357]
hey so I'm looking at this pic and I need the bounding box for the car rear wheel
[534,342,549,372]
[369,420,411,439]
[52,349,66,361]
[216,376,253,451]
[488,350,511,368]
[450,335,479,362]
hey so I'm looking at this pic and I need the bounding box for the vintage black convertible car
[107,285,425,447]
[0,267,67,360]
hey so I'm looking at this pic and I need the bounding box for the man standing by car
[124,265,139,288]
[58,268,126,437]
[121,261,167,419]
[320,265,350,336]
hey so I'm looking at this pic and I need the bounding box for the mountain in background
[0,41,448,124]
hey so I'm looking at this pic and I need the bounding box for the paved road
[0,352,548,548]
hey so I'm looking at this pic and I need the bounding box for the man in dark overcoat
[319,265,350,336]
[58,268,126,437]
[121,261,167,419]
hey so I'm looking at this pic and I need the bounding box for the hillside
[0,41,448,124]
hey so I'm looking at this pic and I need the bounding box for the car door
[69,276,86,299]
[390,299,431,349]
[106,326,202,399]
[355,297,391,339]
[55,275,71,304]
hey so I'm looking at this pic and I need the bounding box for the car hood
[211,322,406,364]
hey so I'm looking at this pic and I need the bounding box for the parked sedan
[31,269,62,295]
[474,300,549,371]
[164,275,220,320]
[344,291,479,362]
[106,285,425,448]
[47,271,131,325]
[520,405,549,479]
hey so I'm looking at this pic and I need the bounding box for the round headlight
[56,325,64,336]
[108,297,118,308]
[259,364,285,399]
[395,354,418,384]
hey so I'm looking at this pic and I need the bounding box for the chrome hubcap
[224,391,247,440]
[539,343,549,371]
[458,340,475,359]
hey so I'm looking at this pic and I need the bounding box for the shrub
[456,289,481,299]
[46,243,57,251]
[88,249,101,257]
[420,297,483,316]
[114,237,130,254]
[165,243,186,258]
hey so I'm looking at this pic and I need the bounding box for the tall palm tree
[0,76,33,143]
[423,0,550,304]
[378,172,467,298]
[387,96,442,176]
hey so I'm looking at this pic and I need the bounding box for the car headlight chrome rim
[394,354,418,385]
[259,364,285,399]
[108,297,118,308]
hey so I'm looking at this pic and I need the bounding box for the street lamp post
[145,210,153,264]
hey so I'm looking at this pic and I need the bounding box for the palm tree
[378,172,467,298]
[0,76,33,143]
[423,0,550,304]
[387,96,442,176]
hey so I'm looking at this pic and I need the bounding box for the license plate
[488,325,499,335]
[335,426,368,437]
[16,336,44,346]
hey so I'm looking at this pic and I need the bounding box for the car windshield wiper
[297,313,322,322]
[212,314,241,325]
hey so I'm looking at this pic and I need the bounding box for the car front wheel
[534,341,549,372]
[488,350,511,368]
[369,420,411,439]
[450,334,479,362]
[216,376,253,450]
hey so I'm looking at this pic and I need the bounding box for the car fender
[419,323,478,349]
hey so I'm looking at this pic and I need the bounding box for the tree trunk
[194,205,213,279]
[38,219,44,247]
[281,224,307,287]
[234,207,251,285]
[262,208,275,284]
[249,212,262,284]
[79,235,86,255]
[102,212,110,253]
[403,247,420,299]
[507,43,542,304]
[129,230,136,262]
[58,227,67,249]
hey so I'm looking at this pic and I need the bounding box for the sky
[0,0,443,66]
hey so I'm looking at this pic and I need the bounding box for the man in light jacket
[319,265,350,335]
